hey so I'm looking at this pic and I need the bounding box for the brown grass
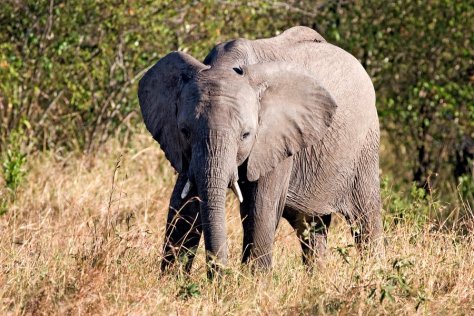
[1,132,473,315]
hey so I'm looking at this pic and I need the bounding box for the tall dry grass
[1,132,473,315]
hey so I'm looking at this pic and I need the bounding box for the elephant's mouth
[180,178,243,203]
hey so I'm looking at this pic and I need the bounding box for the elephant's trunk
[199,175,229,270]
[191,130,236,275]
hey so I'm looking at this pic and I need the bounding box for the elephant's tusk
[181,180,192,199]
[231,181,243,203]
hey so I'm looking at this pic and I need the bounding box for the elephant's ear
[244,62,337,182]
[138,51,207,173]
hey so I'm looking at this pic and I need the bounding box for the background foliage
[0,0,472,204]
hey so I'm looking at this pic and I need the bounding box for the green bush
[0,128,27,215]
[381,177,436,230]
[2,147,27,192]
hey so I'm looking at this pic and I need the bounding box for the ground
[1,132,473,315]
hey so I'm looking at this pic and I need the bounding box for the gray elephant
[138,26,383,274]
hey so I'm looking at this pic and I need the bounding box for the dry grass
[1,132,473,315]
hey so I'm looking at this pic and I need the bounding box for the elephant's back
[203,26,326,67]
[290,42,376,119]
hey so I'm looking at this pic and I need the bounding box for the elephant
[138,26,383,274]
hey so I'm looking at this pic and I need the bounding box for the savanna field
[1,1,473,315]
[1,132,473,315]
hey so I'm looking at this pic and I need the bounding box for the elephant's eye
[180,127,191,139]
[233,67,244,75]
[241,131,250,140]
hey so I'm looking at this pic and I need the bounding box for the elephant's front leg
[161,174,202,272]
[239,159,293,269]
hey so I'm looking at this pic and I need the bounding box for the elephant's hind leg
[284,210,332,265]
[346,135,384,255]
[161,174,202,272]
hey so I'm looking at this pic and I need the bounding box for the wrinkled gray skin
[138,27,383,274]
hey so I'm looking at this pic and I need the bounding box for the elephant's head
[138,51,337,267]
